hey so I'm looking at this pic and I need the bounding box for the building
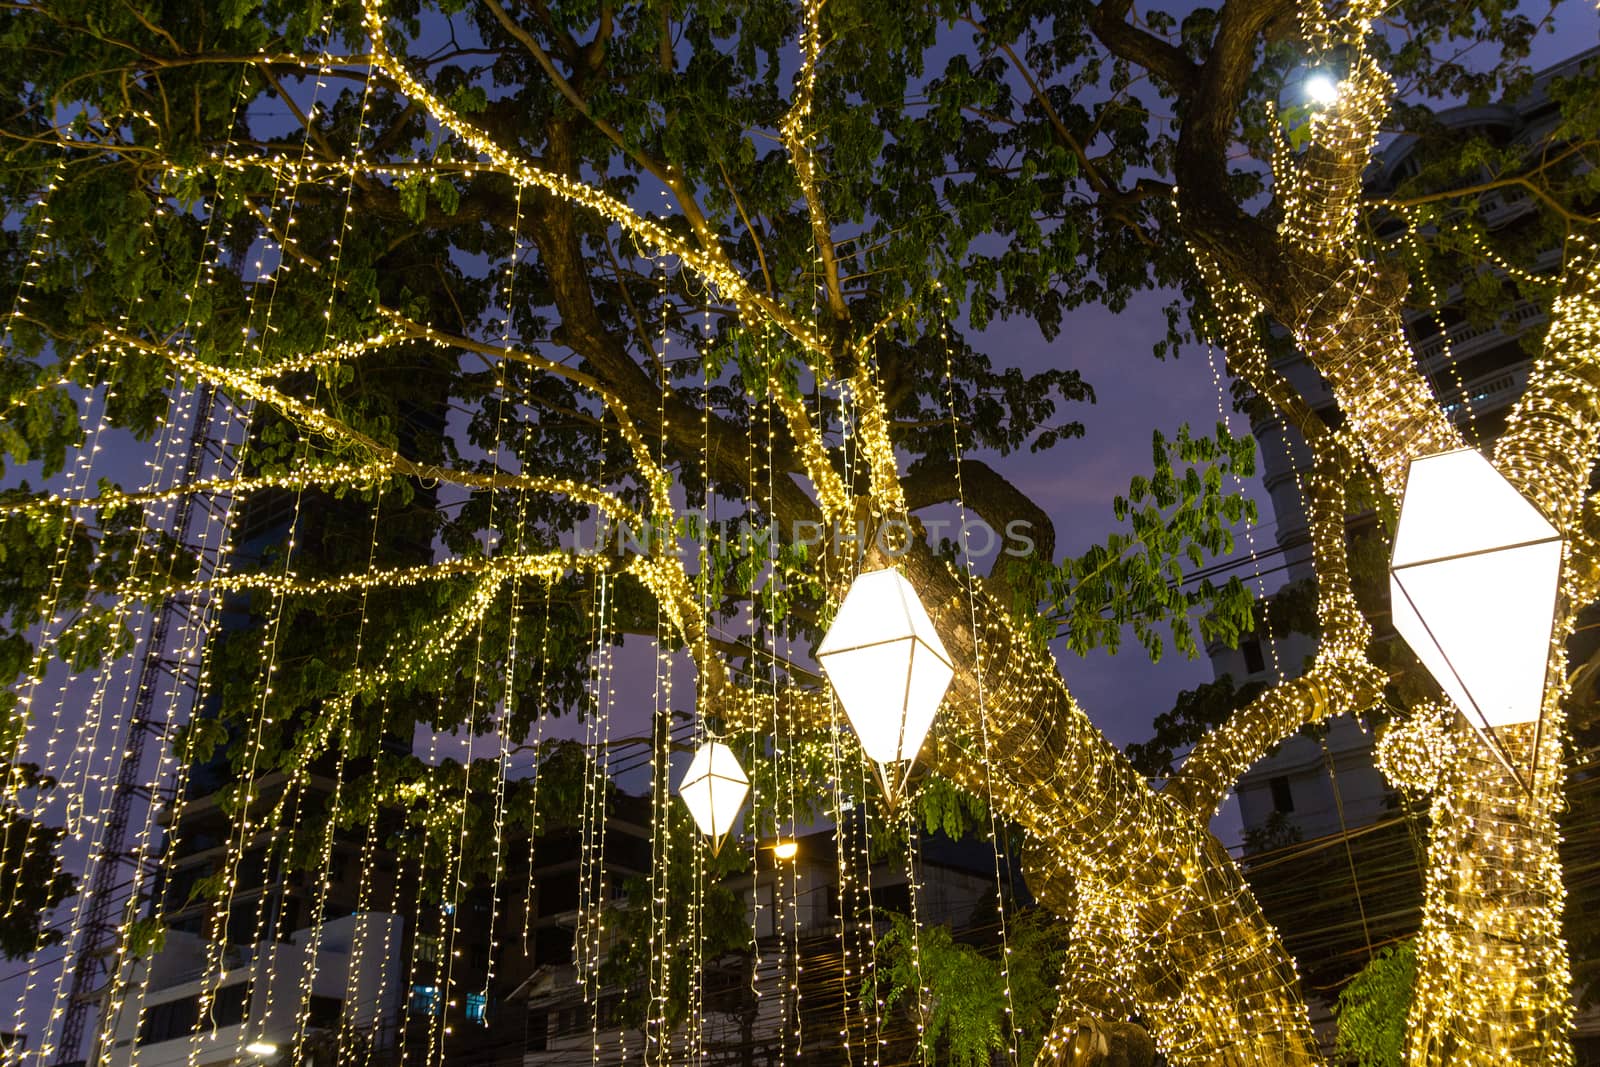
[96,756,421,1066]
[518,816,1007,1066]
[100,913,403,1067]
[94,445,528,1066]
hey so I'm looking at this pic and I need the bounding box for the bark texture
[888,542,1324,1065]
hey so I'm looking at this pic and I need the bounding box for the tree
[0,1,1596,1066]
[1335,941,1417,1067]
[0,765,74,960]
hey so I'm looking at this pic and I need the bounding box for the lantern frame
[676,740,750,855]
[1388,447,1563,789]
[816,567,955,804]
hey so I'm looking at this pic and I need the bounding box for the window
[539,874,579,916]
[1242,638,1265,675]
[535,925,574,966]
[209,982,251,1029]
[138,997,200,1046]
[415,935,444,964]
[1269,775,1295,813]
[465,994,488,1026]
[409,985,442,1018]
[526,1013,548,1052]
[875,884,911,916]
[275,898,300,938]
[308,996,342,1030]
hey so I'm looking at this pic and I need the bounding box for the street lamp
[1304,69,1341,107]
[1389,448,1563,783]
[676,740,749,855]
[817,568,954,803]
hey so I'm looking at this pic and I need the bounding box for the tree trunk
[1406,723,1573,1065]
[890,543,1325,1065]
[1403,244,1600,1064]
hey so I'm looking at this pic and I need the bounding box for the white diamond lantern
[1389,448,1563,784]
[817,568,954,802]
[676,740,749,855]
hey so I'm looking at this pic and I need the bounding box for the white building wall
[101,912,404,1067]
[1234,716,1393,842]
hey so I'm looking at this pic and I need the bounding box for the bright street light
[1304,70,1341,107]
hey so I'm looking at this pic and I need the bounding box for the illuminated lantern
[676,740,749,854]
[817,568,954,801]
[1389,448,1563,782]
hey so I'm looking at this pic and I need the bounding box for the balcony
[1439,362,1530,421]
[1414,299,1545,370]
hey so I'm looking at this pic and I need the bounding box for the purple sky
[988,290,1254,749]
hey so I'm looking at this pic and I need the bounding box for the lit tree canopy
[1,0,1598,1065]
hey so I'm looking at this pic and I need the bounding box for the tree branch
[902,457,1057,585]
[1089,0,1200,97]
[780,0,849,330]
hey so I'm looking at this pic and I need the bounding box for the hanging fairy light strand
[935,286,1020,1064]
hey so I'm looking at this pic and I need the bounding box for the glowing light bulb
[1305,70,1341,107]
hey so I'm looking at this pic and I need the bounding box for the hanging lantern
[1389,448,1563,784]
[676,740,749,854]
[816,568,954,802]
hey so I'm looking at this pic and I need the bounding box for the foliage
[0,765,75,959]
[1125,574,1321,780]
[0,492,180,760]
[1024,423,1259,660]
[916,773,992,842]
[598,805,750,1029]
[1240,810,1303,855]
[867,908,1066,1067]
[1335,941,1417,1067]
[0,0,1593,1057]
[1126,673,1267,779]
